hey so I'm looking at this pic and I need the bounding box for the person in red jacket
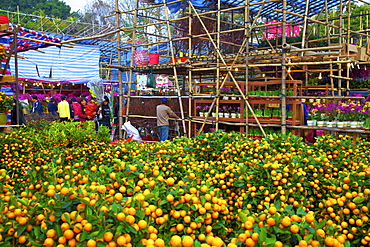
[71,98,88,122]
[86,100,98,120]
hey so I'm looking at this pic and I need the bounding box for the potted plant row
[197,105,241,118]
[307,101,368,128]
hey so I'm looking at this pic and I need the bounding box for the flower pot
[223,96,229,100]
[231,96,237,100]
[301,99,306,102]
[199,112,204,117]
[317,121,325,127]
[0,112,7,125]
[337,122,345,128]
[224,113,230,118]
[204,112,209,118]
[315,99,321,103]
[218,113,224,118]
[237,113,241,118]
[309,99,314,103]
[212,112,216,117]
[350,121,358,128]
[326,121,334,128]
[231,113,237,118]
[307,120,315,126]
[358,121,365,128]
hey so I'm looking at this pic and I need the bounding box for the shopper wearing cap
[156,97,180,141]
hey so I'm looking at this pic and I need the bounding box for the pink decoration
[263,21,301,39]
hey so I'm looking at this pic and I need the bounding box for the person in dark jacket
[11,99,26,126]
[96,96,111,130]
[30,95,42,114]
[47,98,58,115]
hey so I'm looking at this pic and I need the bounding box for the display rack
[95,0,370,138]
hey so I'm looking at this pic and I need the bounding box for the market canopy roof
[0,24,62,52]
[150,0,347,21]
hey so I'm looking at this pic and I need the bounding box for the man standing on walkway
[30,95,43,114]
[156,97,180,141]
[58,95,70,122]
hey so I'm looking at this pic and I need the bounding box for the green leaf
[194,240,201,247]
[353,197,365,204]
[80,231,89,242]
[96,229,106,239]
[97,242,106,247]
[258,227,267,243]
[85,207,92,216]
[54,224,62,237]
[62,200,73,209]
[305,234,313,242]
[18,199,29,207]
[159,200,168,206]
[144,194,156,201]
[63,213,71,224]
[238,212,247,223]
[17,225,27,237]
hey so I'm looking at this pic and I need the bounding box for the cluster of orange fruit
[0,126,369,246]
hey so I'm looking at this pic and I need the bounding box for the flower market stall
[0,18,65,127]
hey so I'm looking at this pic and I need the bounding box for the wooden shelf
[195,116,300,125]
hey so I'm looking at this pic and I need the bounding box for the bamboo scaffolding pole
[324,0,335,96]
[283,45,343,52]
[61,29,120,44]
[163,1,187,136]
[17,36,72,48]
[121,16,189,30]
[200,15,245,29]
[196,36,243,47]
[245,0,250,135]
[189,2,266,137]
[248,60,352,67]
[281,0,287,133]
[338,0,343,96]
[190,0,280,18]
[115,0,123,139]
[329,75,352,80]
[215,0,221,132]
[188,5,193,137]
[346,0,351,92]
[191,28,245,38]
[301,0,310,51]
[125,0,139,139]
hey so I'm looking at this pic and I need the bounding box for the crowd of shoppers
[25,95,112,131]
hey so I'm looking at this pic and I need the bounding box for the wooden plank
[0,75,16,82]
[0,24,9,32]
[0,127,12,133]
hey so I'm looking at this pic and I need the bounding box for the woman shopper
[71,98,88,122]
